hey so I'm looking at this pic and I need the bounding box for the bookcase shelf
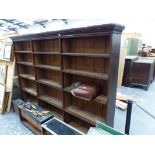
[38,83,63,110]
[34,54,61,67]
[12,23,124,132]
[63,69,108,80]
[14,51,32,53]
[68,121,89,134]
[37,79,62,89]
[15,53,33,63]
[33,52,60,55]
[19,74,35,81]
[35,64,61,71]
[35,67,62,89]
[39,95,63,109]
[39,99,63,120]
[22,87,37,96]
[62,53,110,58]
[22,91,38,105]
[62,36,111,54]
[65,105,104,126]
[14,41,31,51]
[33,39,60,52]
[17,62,33,66]
[20,77,37,97]
[18,65,35,78]
[63,86,107,105]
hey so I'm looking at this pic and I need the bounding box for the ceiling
[0,19,68,35]
[1,19,155,47]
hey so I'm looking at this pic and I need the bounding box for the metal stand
[125,99,133,135]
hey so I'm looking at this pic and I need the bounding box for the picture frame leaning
[0,41,4,60]
[3,43,13,60]
[0,84,5,113]
[0,64,7,85]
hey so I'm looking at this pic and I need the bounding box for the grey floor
[115,81,155,135]
[0,82,155,135]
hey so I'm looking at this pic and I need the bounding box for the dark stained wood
[62,53,110,57]
[131,59,154,90]
[33,39,59,52]
[65,105,104,126]
[20,77,37,97]
[38,83,63,109]
[11,24,124,41]
[64,112,91,133]
[39,95,63,109]
[35,67,62,88]
[38,99,63,120]
[14,51,32,53]
[35,64,61,71]
[106,34,121,126]
[18,65,35,78]
[69,121,89,134]
[63,69,108,80]
[151,49,155,53]
[16,62,33,66]
[22,120,41,135]
[22,91,38,104]
[13,23,124,131]
[14,41,31,51]
[22,88,37,96]
[16,52,33,62]
[37,79,62,89]
[19,74,35,80]
[33,52,60,55]
[34,54,61,67]
[122,56,138,86]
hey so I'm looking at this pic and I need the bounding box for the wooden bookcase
[12,24,124,133]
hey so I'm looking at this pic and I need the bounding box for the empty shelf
[62,53,110,58]
[95,95,107,105]
[66,105,104,126]
[19,74,35,80]
[37,79,62,89]
[49,110,63,121]
[17,62,33,66]
[33,52,60,55]
[35,64,61,71]
[39,95,63,109]
[63,69,108,80]
[14,51,32,53]
[69,121,89,134]
[22,88,37,96]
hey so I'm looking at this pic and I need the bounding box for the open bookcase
[12,24,124,133]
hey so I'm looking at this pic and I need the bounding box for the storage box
[41,117,84,135]
[18,102,53,135]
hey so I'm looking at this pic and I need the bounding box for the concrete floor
[115,81,155,135]
[0,81,155,135]
[0,111,33,135]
